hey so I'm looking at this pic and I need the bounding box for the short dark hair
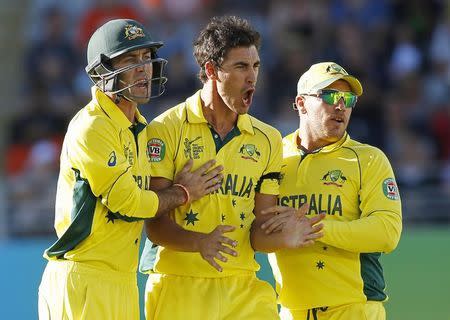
[193,16,261,83]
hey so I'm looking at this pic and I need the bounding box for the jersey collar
[185,90,255,135]
[291,130,350,153]
[91,86,147,129]
[320,133,349,153]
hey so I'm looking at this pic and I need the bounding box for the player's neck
[200,84,237,137]
[298,127,327,152]
[106,92,138,123]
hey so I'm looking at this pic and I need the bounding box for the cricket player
[37,19,222,320]
[263,62,402,320]
[139,16,324,320]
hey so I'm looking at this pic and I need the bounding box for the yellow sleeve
[321,148,402,253]
[68,117,159,219]
[321,211,401,253]
[146,112,179,180]
[258,128,282,195]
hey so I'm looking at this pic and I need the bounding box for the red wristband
[173,183,190,205]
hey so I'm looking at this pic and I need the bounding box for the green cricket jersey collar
[185,90,255,135]
[91,86,147,129]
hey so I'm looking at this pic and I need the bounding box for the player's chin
[133,95,151,104]
[131,89,151,103]
[237,102,251,115]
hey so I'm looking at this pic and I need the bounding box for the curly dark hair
[193,15,261,83]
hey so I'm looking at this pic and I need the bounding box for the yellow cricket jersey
[142,90,282,277]
[269,130,402,310]
[44,87,159,273]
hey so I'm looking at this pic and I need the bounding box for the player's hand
[174,159,223,202]
[261,205,325,248]
[197,225,237,272]
[260,205,316,234]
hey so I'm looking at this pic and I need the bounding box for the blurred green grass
[383,226,450,319]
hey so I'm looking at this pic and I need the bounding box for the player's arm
[153,159,224,216]
[71,121,222,220]
[319,211,401,253]
[250,193,325,252]
[319,149,402,253]
[250,129,324,252]
[145,177,237,272]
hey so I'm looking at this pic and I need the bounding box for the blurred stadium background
[0,0,449,319]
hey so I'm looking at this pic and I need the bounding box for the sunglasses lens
[320,91,357,108]
[320,92,336,105]
[343,94,357,108]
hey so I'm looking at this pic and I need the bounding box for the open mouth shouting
[243,87,255,108]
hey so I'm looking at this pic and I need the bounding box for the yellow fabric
[145,272,279,320]
[269,131,402,310]
[38,260,139,320]
[146,90,283,277]
[45,86,158,272]
[280,301,385,320]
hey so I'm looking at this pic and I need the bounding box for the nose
[247,67,257,85]
[335,98,345,110]
[136,60,153,77]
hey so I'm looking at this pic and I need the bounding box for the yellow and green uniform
[269,130,402,319]
[38,87,159,320]
[140,90,282,319]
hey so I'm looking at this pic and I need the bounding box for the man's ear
[204,61,218,80]
[296,95,307,114]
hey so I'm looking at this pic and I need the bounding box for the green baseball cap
[297,62,363,96]
[86,19,163,73]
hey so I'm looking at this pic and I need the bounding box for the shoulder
[343,138,391,168]
[249,115,282,141]
[150,101,187,127]
[281,131,298,152]
[68,103,117,141]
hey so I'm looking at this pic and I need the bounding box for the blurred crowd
[5,0,450,236]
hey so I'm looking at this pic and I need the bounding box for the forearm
[105,181,187,219]
[154,185,188,217]
[321,211,402,253]
[251,193,282,252]
[145,215,205,252]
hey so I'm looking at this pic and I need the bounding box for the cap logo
[124,24,145,40]
[326,64,347,75]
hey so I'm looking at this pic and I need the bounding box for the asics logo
[108,151,117,166]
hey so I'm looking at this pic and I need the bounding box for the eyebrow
[232,60,261,67]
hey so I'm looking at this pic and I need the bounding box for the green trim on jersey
[360,252,387,301]
[209,126,241,153]
[45,170,97,259]
[129,122,146,155]
[106,211,144,222]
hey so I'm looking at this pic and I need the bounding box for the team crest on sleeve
[147,138,165,162]
[382,178,399,200]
